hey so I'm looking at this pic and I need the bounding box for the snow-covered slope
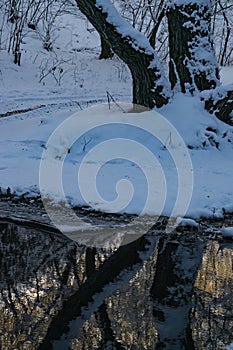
[0,11,233,221]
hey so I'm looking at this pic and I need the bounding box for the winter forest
[0,0,233,349]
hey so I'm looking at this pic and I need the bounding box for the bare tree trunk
[167,0,220,92]
[148,8,165,49]
[99,34,113,59]
[75,0,170,108]
[218,1,231,66]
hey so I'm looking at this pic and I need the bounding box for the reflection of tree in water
[0,222,233,349]
[0,222,86,349]
[150,235,204,350]
[191,241,233,350]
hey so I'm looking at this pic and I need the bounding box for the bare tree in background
[0,0,66,65]
[212,0,233,66]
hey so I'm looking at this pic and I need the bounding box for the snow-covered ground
[0,11,233,222]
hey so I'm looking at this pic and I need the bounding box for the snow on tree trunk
[167,0,220,93]
[75,0,170,108]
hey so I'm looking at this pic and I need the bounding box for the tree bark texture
[99,34,114,59]
[167,1,220,92]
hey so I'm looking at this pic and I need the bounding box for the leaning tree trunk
[99,34,114,59]
[167,0,220,93]
[75,0,170,108]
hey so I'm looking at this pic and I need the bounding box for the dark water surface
[0,220,233,350]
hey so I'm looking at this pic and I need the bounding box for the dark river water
[0,219,233,350]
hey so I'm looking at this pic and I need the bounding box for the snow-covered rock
[221,227,233,239]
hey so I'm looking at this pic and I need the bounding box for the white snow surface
[221,227,233,238]
[0,11,233,221]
